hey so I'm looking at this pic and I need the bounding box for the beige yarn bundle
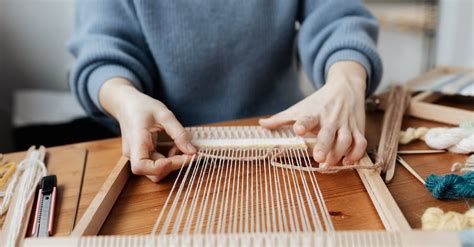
[422,207,474,230]
[399,126,474,154]
[399,127,429,144]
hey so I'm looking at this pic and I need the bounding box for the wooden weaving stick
[377,86,411,183]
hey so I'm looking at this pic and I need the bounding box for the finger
[129,129,158,175]
[324,127,352,167]
[156,110,196,154]
[168,145,180,157]
[293,116,319,135]
[312,126,336,163]
[343,130,367,166]
[148,154,193,182]
[259,110,295,129]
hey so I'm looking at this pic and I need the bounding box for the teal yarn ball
[425,172,474,200]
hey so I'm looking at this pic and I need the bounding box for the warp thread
[422,207,474,230]
[425,172,474,199]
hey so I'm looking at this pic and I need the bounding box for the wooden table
[1,97,472,237]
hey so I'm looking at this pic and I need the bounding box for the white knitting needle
[396,155,425,185]
[397,150,445,154]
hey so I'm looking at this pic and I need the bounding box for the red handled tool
[31,175,57,237]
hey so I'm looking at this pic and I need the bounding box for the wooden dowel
[71,149,89,231]
[396,155,425,185]
[397,150,446,155]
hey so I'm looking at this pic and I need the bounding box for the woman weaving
[68,0,382,182]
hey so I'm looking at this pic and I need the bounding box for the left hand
[259,61,368,168]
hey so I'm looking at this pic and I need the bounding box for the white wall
[0,0,74,151]
[436,0,474,67]
[376,28,425,92]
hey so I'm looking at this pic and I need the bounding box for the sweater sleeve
[297,0,383,96]
[67,0,158,126]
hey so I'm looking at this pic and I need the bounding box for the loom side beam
[405,66,474,126]
[24,231,460,246]
[409,97,474,126]
[70,156,130,236]
[357,155,411,231]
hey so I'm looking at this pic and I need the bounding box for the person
[68,0,382,182]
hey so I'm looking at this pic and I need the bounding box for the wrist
[326,61,367,92]
[99,78,140,119]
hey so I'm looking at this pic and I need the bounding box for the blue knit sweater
[68,0,382,128]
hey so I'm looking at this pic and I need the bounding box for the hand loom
[387,67,474,126]
[23,125,462,246]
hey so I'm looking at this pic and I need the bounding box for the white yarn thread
[4,150,47,246]
[424,128,474,154]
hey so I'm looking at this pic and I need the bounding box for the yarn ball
[422,207,474,230]
[399,127,429,144]
[425,172,474,199]
[424,128,474,154]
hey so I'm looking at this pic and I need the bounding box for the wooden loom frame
[23,148,464,246]
[406,67,474,126]
[21,128,463,245]
[59,152,411,238]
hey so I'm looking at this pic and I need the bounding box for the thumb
[129,128,162,175]
[155,110,196,154]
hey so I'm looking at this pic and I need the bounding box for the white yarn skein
[424,128,474,154]
[3,151,47,246]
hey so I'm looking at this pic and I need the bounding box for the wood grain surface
[0,96,472,237]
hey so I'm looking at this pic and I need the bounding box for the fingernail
[294,124,306,134]
[187,143,196,153]
[315,151,325,162]
[320,162,328,169]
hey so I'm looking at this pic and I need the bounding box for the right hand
[100,78,196,182]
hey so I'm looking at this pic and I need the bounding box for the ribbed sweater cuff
[87,64,144,112]
[324,49,372,96]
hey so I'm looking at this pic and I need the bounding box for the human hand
[100,78,196,182]
[259,61,368,168]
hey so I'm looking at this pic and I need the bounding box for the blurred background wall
[0,0,473,152]
[0,0,75,151]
